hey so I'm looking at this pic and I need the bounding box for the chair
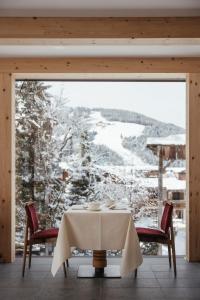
[136,202,176,276]
[22,201,68,276]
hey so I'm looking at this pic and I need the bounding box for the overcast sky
[48,81,186,128]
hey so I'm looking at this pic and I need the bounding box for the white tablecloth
[51,208,143,277]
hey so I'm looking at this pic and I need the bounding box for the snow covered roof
[59,162,69,170]
[141,177,185,191]
[147,134,185,146]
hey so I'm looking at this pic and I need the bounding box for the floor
[0,256,200,300]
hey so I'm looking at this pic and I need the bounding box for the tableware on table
[87,207,101,211]
[87,201,101,211]
[71,205,86,210]
[108,204,116,209]
[105,197,116,207]
[109,204,127,210]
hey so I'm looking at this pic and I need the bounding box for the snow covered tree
[15,81,52,216]
[65,130,101,205]
[15,81,71,227]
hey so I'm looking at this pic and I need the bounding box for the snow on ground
[90,111,145,166]
[107,166,185,190]
[98,165,185,192]
[141,177,185,190]
[99,165,185,174]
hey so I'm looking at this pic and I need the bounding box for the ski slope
[90,111,145,166]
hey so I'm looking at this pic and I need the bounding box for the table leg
[93,250,107,276]
[77,249,121,278]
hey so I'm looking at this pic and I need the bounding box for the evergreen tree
[15,81,54,228]
[66,130,100,205]
[16,82,76,229]
[16,82,50,189]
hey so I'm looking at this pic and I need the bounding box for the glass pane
[15,80,186,257]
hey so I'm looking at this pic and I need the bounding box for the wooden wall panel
[186,73,200,261]
[0,17,200,39]
[0,73,15,262]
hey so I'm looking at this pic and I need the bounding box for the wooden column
[0,73,15,262]
[186,73,200,261]
[158,146,164,202]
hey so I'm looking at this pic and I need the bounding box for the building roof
[147,134,185,146]
[147,134,186,160]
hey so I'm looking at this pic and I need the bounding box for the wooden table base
[93,250,107,269]
[77,250,121,278]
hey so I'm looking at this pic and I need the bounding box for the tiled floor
[0,256,200,300]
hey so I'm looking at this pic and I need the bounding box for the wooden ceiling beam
[0,57,200,74]
[0,17,200,39]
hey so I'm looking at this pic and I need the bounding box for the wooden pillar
[157,146,164,230]
[186,73,200,261]
[0,73,15,262]
[158,146,164,202]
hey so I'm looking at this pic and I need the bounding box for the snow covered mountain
[73,107,185,167]
[89,111,145,165]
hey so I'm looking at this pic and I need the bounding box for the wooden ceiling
[0,0,200,17]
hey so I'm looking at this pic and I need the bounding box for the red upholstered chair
[136,202,176,276]
[22,201,68,276]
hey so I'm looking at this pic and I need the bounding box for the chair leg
[170,221,177,277]
[168,242,172,268]
[22,240,28,277]
[22,222,28,277]
[28,242,32,269]
[134,268,138,278]
[66,259,69,267]
[63,262,67,277]
[171,239,177,277]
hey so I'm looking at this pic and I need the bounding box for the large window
[15,80,186,256]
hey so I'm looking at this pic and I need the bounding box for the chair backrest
[160,202,173,233]
[25,202,39,235]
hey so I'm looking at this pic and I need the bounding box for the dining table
[51,205,143,278]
